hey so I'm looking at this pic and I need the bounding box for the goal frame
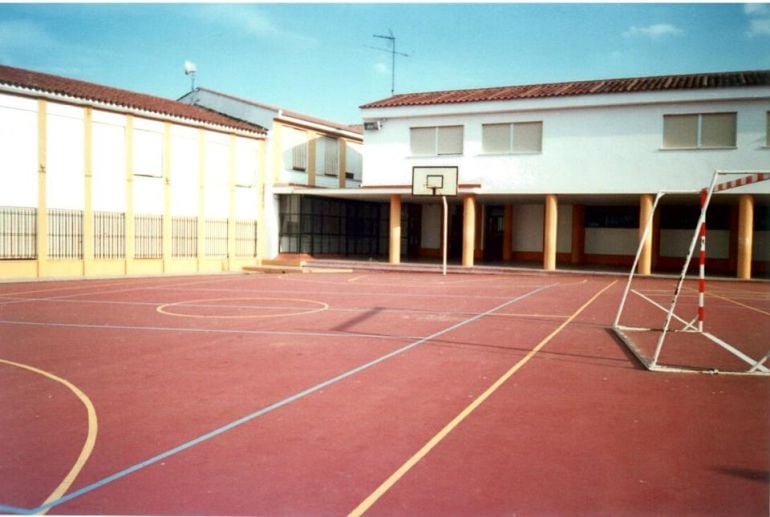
[612,170,770,376]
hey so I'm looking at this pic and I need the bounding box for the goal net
[612,170,770,376]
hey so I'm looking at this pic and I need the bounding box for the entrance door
[484,205,505,262]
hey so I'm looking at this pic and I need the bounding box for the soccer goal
[612,170,770,376]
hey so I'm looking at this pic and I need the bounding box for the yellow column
[307,131,317,187]
[638,194,653,275]
[125,115,135,273]
[503,204,513,262]
[256,138,267,263]
[543,194,557,271]
[462,195,476,267]
[197,129,206,267]
[737,195,753,280]
[227,134,237,270]
[338,138,347,189]
[83,107,94,276]
[389,194,401,264]
[36,99,48,277]
[162,122,172,271]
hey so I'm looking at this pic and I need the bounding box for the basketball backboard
[412,166,458,197]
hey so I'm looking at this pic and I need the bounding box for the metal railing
[0,206,37,259]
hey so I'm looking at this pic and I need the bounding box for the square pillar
[638,194,654,275]
[737,194,753,280]
[462,195,476,267]
[389,194,401,264]
[543,194,557,271]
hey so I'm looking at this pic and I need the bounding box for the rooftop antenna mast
[183,60,197,91]
[369,29,409,95]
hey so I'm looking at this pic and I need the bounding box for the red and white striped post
[697,188,707,332]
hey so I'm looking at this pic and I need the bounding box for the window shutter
[663,115,697,148]
[437,126,463,155]
[410,127,435,155]
[701,113,736,148]
[482,124,511,153]
[513,122,543,152]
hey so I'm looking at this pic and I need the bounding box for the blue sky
[1,3,768,124]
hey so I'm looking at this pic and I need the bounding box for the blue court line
[1,283,556,514]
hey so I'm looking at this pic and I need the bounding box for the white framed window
[662,113,737,149]
[482,121,543,154]
[410,125,463,156]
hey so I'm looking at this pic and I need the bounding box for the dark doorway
[484,205,505,262]
[448,204,463,260]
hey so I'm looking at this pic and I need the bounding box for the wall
[362,92,769,195]
[0,92,265,280]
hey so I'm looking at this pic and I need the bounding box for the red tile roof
[0,64,265,134]
[360,70,770,109]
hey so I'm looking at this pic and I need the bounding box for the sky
[0,3,769,124]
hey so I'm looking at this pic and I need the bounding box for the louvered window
[663,113,736,149]
[410,126,463,156]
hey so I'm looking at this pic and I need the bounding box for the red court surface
[0,271,767,516]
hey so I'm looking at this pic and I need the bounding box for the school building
[350,70,770,278]
[1,64,768,280]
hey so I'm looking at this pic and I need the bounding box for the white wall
[362,95,769,195]
[92,110,126,212]
[170,125,199,216]
[0,93,37,207]
[47,103,84,210]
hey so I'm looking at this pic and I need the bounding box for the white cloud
[623,23,683,39]
[0,20,57,50]
[745,3,770,37]
[744,4,769,16]
[192,5,317,48]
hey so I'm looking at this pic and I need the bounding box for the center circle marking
[156,297,329,319]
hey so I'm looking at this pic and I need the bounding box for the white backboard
[412,166,459,197]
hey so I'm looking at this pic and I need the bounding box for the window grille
[205,219,228,257]
[0,206,36,259]
[235,220,258,257]
[48,208,83,259]
[172,216,198,257]
[94,211,125,259]
[134,214,162,258]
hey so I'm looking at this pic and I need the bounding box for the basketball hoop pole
[442,195,448,276]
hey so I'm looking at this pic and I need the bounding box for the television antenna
[367,29,409,95]
[183,60,197,91]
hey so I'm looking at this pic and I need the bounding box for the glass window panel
[410,127,435,155]
[701,113,736,148]
[513,122,543,152]
[482,124,511,153]
[437,126,463,155]
[663,115,697,148]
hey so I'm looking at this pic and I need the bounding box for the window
[410,126,463,156]
[316,136,339,177]
[286,127,307,171]
[662,113,736,149]
[766,112,769,147]
[482,121,543,153]
[133,129,164,177]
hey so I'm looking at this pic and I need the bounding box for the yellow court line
[706,291,770,317]
[0,358,98,515]
[348,279,617,517]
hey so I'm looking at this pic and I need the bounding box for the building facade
[0,65,266,280]
[359,70,770,278]
[178,88,364,259]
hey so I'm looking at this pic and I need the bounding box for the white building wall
[0,93,37,207]
[47,102,84,210]
[362,94,769,195]
[92,110,127,212]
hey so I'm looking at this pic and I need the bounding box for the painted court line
[0,359,98,515]
[0,283,557,515]
[348,280,617,517]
